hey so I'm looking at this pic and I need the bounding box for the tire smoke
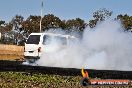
[36,20,132,71]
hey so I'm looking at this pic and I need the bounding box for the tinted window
[26,35,40,44]
[43,35,52,45]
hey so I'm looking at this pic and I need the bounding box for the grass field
[0,72,81,88]
[0,72,130,88]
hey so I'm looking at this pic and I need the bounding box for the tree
[89,8,112,28]
[0,21,14,44]
[0,20,5,42]
[65,18,87,32]
[0,20,5,26]
[42,14,63,30]
[0,20,6,33]
[116,14,132,31]
[0,20,7,32]
[11,15,24,30]
[24,15,40,33]
[9,15,27,45]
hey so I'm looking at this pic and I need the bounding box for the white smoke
[36,20,132,71]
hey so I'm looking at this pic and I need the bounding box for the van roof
[30,33,76,38]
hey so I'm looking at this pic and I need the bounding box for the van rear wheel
[26,59,37,63]
[24,57,40,64]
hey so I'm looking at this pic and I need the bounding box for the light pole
[40,0,43,33]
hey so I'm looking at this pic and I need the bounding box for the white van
[24,33,77,63]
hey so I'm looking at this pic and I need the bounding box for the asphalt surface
[0,60,132,79]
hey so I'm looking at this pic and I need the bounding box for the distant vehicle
[24,33,77,63]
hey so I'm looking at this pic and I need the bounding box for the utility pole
[40,0,43,33]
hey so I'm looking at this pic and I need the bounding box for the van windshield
[43,35,67,45]
[26,35,40,44]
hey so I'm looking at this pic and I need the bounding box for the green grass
[0,72,130,88]
[0,72,81,88]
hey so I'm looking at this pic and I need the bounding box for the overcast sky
[0,0,132,22]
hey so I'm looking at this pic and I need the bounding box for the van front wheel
[24,56,40,64]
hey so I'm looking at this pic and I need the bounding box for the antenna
[40,0,43,32]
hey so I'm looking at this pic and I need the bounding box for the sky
[0,0,132,23]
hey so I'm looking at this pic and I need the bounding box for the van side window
[43,35,52,45]
[43,35,67,45]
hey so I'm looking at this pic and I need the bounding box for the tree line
[0,8,132,45]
